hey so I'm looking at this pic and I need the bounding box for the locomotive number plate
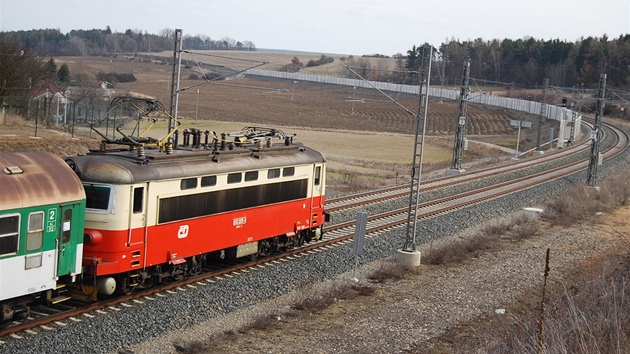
[233,216,247,228]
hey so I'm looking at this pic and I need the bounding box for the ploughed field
[1,55,557,193]
[123,76,540,138]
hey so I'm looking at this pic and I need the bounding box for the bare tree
[0,37,49,115]
[104,34,120,54]
[159,28,175,40]
[242,40,256,51]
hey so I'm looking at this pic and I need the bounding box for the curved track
[1,121,627,339]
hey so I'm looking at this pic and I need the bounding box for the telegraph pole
[536,78,549,152]
[396,45,432,267]
[449,59,471,173]
[587,74,607,187]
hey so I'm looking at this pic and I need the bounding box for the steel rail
[1,122,626,339]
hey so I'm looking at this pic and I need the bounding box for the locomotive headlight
[84,230,103,245]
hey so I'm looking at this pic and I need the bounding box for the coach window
[314,166,321,186]
[62,209,72,244]
[268,168,280,179]
[245,171,259,182]
[181,178,198,190]
[0,214,19,256]
[201,175,217,187]
[26,211,44,251]
[283,167,295,177]
[227,173,242,184]
[133,187,144,213]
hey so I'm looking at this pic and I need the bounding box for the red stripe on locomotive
[84,196,325,276]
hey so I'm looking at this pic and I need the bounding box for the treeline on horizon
[0,26,256,56]
[392,35,629,90]
[1,27,628,90]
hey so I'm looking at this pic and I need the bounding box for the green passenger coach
[0,152,86,322]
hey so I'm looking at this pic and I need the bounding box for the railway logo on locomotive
[177,225,189,239]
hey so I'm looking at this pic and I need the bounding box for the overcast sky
[1,0,628,55]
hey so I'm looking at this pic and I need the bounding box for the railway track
[327,125,595,213]
[1,121,627,340]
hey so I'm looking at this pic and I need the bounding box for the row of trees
[402,35,630,89]
[2,27,256,57]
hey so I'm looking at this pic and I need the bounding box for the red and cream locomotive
[65,126,327,295]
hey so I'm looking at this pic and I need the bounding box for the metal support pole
[587,74,607,187]
[402,45,432,252]
[34,99,39,137]
[195,88,199,124]
[569,84,583,144]
[536,78,549,151]
[169,29,183,138]
[451,59,470,170]
[71,102,76,138]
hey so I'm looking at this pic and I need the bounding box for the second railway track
[1,120,627,348]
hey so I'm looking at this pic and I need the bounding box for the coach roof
[0,152,86,211]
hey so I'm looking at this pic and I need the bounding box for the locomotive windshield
[84,184,111,211]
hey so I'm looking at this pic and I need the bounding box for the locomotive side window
[314,166,321,186]
[0,214,19,257]
[181,178,198,190]
[267,168,280,179]
[84,185,111,210]
[133,187,144,213]
[159,179,309,223]
[227,173,242,184]
[245,171,259,182]
[201,175,217,187]
[26,211,44,251]
[283,167,295,177]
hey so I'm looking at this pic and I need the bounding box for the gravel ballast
[1,144,628,354]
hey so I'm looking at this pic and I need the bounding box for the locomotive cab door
[56,203,81,277]
[311,164,324,207]
[128,185,147,245]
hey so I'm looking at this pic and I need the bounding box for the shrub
[368,262,406,283]
[96,72,137,83]
[305,54,334,67]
